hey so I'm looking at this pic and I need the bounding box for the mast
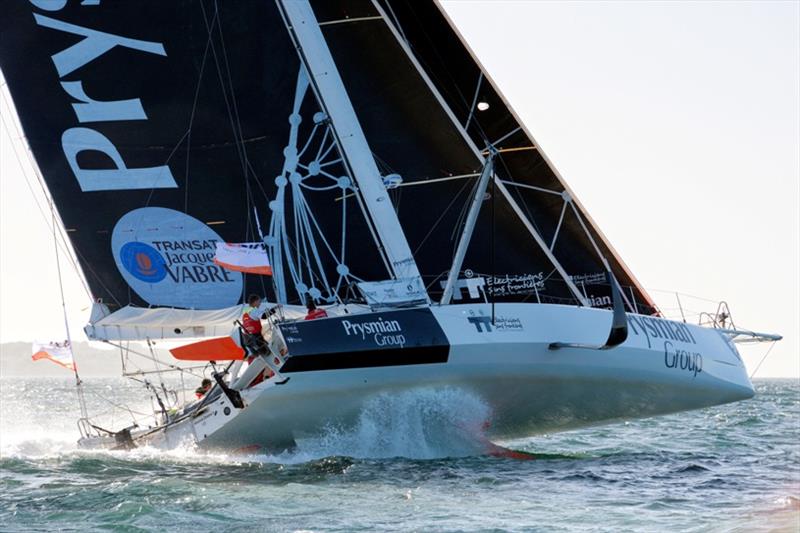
[277,0,427,295]
[440,149,495,305]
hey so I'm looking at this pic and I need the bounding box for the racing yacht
[0,0,779,453]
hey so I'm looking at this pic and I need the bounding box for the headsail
[0,0,658,331]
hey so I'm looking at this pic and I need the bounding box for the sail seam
[318,16,383,26]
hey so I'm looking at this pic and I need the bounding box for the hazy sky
[1,1,798,377]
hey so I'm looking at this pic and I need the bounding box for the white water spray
[290,387,493,460]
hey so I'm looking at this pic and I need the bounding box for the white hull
[131,303,753,452]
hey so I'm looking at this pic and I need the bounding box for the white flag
[213,242,272,275]
[32,341,76,372]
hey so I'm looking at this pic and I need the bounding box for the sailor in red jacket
[242,294,266,335]
[304,297,328,320]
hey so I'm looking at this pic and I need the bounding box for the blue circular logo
[119,242,167,283]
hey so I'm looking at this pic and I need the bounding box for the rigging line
[294,185,316,291]
[212,0,257,180]
[491,171,496,323]
[212,0,258,225]
[550,200,569,251]
[277,208,335,300]
[370,150,395,175]
[292,184,304,278]
[382,1,409,44]
[317,15,383,26]
[201,1,241,160]
[300,183,339,192]
[207,0,261,260]
[297,191,339,284]
[314,126,331,161]
[297,196,334,299]
[198,2,257,291]
[315,169,340,181]
[51,207,88,419]
[146,338,168,398]
[198,1,248,180]
[567,199,635,313]
[498,179,562,196]
[319,157,343,168]
[317,131,339,163]
[335,172,480,201]
[296,188,335,297]
[451,171,482,244]
[645,288,728,305]
[463,71,483,130]
[246,160,271,202]
[491,126,523,148]
[134,3,220,210]
[84,387,151,419]
[393,2,495,145]
[495,152,547,237]
[280,189,306,295]
[297,123,321,158]
[340,186,347,270]
[140,127,192,210]
[424,270,447,292]
[0,105,92,300]
[749,341,777,380]
[182,4,216,215]
[483,146,537,155]
[413,174,474,255]
[103,341,204,378]
[0,118,88,298]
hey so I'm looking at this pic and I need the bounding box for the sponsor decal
[627,315,697,349]
[628,315,704,378]
[570,272,607,286]
[112,207,242,309]
[468,315,493,333]
[587,294,612,308]
[342,317,406,348]
[664,341,703,378]
[119,242,167,283]
[467,311,524,333]
[27,2,177,192]
[485,273,546,298]
[494,316,524,331]
[443,277,485,300]
[280,309,450,372]
[570,273,614,308]
[441,271,546,301]
[357,278,427,306]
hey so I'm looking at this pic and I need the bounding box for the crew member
[195,378,212,399]
[304,297,328,320]
[242,294,266,335]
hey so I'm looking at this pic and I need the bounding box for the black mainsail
[0,0,658,317]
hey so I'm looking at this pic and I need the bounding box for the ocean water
[0,377,797,532]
